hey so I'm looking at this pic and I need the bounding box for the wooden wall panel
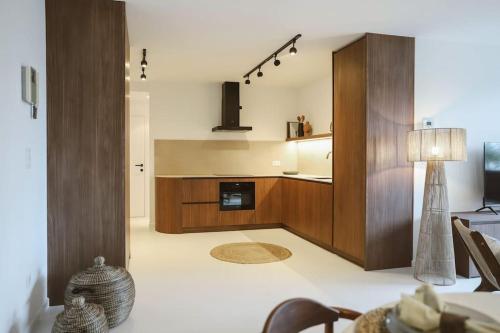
[332,33,414,270]
[46,0,128,305]
[332,38,367,264]
[124,6,131,266]
[364,34,414,270]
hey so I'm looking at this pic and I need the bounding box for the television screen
[484,142,500,206]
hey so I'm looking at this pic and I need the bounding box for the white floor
[33,223,481,333]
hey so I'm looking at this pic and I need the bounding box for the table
[343,293,500,333]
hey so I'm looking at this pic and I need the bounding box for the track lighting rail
[243,34,301,82]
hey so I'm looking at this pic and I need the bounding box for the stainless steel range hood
[212,81,252,132]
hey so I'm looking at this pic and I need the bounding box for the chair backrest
[262,298,340,333]
[453,218,500,290]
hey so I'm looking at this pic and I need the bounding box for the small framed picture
[287,121,299,139]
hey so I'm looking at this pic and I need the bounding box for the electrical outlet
[272,160,281,167]
[422,118,434,129]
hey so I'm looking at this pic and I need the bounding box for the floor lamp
[408,128,467,286]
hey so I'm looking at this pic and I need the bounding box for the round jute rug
[210,242,292,264]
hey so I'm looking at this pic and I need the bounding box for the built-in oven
[219,182,255,211]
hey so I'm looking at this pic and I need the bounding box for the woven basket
[52,296,108,333]
[64,256,135,328]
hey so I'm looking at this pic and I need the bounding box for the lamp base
[414,160,456,286]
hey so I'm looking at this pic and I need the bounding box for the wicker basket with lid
[52,296,108,333]
[64,256,135,328]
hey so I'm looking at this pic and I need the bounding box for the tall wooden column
[46,0,130,305]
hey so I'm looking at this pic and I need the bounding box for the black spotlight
[141,73,146,81]
[273,54,280,66]
[245,77,251,84]
[289,42,297,55]
[257,67,263,77]
[141,49,148,68]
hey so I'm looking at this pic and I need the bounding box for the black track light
[141,49,148,68]
[257,67,263,77]
[140,49,148,80]
[242,34,301,85]
[273,54,280,66]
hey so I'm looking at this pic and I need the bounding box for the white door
[130,115,146,217]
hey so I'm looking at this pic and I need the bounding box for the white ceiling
[126,0,500,87]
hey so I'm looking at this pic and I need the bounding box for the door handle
[135,164,144,167]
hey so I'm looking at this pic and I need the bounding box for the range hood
[212,81,252,132]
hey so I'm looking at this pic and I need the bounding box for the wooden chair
[453,218,500,291]
[262,298,362,333]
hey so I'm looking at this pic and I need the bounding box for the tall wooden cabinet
[333,33,414,270]
[46,0,129,305]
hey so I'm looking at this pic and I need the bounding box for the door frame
[130,91,150,223]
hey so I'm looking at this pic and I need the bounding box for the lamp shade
[408,128,467,162]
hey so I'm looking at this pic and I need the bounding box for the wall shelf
[286,133,332,142]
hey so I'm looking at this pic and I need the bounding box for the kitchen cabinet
[156,178,183,233]
[282,179,333,248]
[182,179,219,203]
[182,204,219,228]
[333,33,414,270]
[255,178,282,224]
[156,177,332,249]
[219,210,256,226]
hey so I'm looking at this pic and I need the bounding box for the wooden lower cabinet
[282,179,333,247]
[255,178,282,224]
[182,203,219,228]
[156,177,333,249]
[282,179,299,230]
[318,184,333,246]
[182,179,218,203]
[156,178,183,233]
[219,210,256,226]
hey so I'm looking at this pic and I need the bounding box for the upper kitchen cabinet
[333,33,414,270]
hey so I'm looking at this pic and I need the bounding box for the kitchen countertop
[155,174,333,184]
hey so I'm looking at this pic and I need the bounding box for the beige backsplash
[155,139,332,177]
[296,139,333,177]
[155,140,298,175]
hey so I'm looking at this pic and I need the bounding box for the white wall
[295,77,333,175]
[131,81,299,224]
[0,0,47,332]
[133,82,299,141]
[297,77,332,134]
[414,39,500,255]
[130,92,151,227]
